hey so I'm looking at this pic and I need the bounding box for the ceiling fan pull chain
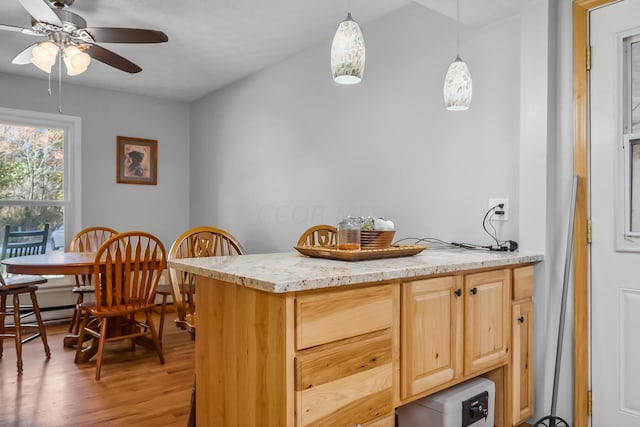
[58,49,63,113]
[47,71,52,97]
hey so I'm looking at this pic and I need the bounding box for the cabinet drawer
[296,330,394,427]
[295,284,393,350]
[513,266,534,300]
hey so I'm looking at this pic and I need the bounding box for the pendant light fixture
[331,12,366,84]
[443,0,472,111]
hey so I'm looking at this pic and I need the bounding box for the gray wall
[190,3,521,254]
[0,73,190,248]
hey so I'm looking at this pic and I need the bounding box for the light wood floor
[0,313,538,427]
[0,312,194,427]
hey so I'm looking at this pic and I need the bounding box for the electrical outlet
[488,198,509,221]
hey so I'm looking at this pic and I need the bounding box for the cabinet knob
[470,287,478,295]
[455,288,462,297]
[518,316,525,324]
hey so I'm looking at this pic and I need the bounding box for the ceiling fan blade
[85,44,142,73]
[12,43,37,64]
[18,0,63,27]
[0,23,40,35]
[84,28,168,44]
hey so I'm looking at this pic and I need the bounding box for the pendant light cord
[456,0,460,55]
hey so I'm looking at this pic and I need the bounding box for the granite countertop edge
[167,250,544,294]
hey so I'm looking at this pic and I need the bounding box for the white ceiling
[0,0,522,102]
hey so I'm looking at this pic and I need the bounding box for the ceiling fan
[0,0,168,75]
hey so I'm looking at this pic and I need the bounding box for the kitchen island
[169,248,543,427]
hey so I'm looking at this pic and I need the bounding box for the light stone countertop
[167,248,543,294]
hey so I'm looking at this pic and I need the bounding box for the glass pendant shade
[331,13,365,84]
[63,45,91,76]
[443,55,472,111]
[31,41,59,74]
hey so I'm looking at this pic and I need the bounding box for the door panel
[591,2,640,424]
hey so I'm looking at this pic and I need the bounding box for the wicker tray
[294,244,426,261]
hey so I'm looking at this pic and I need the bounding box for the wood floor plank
[0,312,194,427]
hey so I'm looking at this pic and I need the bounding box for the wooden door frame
[573,1,616,426]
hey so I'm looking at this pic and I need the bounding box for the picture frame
[116,136,157,185]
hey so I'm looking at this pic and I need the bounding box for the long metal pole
[550,175,578,416]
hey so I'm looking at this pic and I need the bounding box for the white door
[591,1,640,426]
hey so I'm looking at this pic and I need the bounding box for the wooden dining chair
[0,272,51,374]
[296,224,337,247]
[74,231,166,380]
[0,224,52,374]
[66,227,118,344]
[168,226,245,336]
[168,226,245,427]
[1,224,50,272]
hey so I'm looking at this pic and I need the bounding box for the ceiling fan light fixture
[63,44,90,75]
[31,41,58,73]
[331,12,365,85]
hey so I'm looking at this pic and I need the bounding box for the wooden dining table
[3,251,96,276]
[2,251,130,361]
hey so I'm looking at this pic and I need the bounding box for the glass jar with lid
[337,216,361,250]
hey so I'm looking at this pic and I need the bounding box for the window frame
[0,107,82,251]
[623,134,640,237]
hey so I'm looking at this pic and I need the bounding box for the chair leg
[28,290,51,358]
[187,376,196,427]
[12,294,23,374]
[145,311,165,364]
[158,293,167,345]
[0,295,6,359]
[95,317,108,381]
[74,311,90,363]
[129,313,136,352]
[68,293,84,335]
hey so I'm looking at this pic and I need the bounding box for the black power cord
[448,204,518,252]
[392,205,519,252]
[481,203,518,251]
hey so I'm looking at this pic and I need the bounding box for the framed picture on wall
[116,136,157,185]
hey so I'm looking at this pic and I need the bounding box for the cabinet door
[401,276,463,399]
[464,269,510,375]
[512,300,534,425]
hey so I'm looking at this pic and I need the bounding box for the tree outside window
[0,123,64,248]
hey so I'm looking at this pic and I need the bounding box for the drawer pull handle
[455,288,462,297]
[518,316,525,324]
[470,287,478,295]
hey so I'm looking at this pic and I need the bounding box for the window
[0,107,81,254]
[619,36,640,246]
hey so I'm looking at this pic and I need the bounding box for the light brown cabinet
[511,266,534,425]
[464,269,511,375]
[401,269,511,401]
[400,275,463,399]
[193,261,537,427]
